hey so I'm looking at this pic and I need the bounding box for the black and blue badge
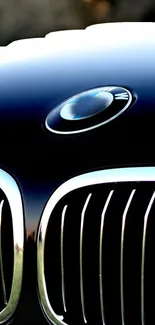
[45,86,133,134]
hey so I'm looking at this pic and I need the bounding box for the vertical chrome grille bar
[0,200,7,305]
[141,191,155,325]
[61,205,68,313]
[120,189,136,325]
[99,190,114,325]
[80,193,92,323]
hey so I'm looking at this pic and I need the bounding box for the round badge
[45,86,133,134]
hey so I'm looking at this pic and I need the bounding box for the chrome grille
[0,193,13,310]
[0,169,24,324]
[37,167,155,325]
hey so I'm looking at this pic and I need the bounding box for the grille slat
[120,189,136,325]
[61,205,68,313]
[141,191,155,325]
[99,190,114,325]
[80,193,92,324]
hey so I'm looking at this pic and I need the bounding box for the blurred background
[0,0,155,46]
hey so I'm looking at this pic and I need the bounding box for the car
[0,22,154,325]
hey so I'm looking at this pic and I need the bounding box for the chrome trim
[0,200,7,306]
[120,189,136,325]
[141,191,155,325]
[0,169,24,324]
[61,205,68,313]
[80,194,92,323]
[37,167,155,325]
[99,190,114,325]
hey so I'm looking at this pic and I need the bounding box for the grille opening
[44,182,155,325]
[82,190,108,325]
[62,192,86,325]
[102,186,131,325]
[0,190,13,310]
[123,185,153,325]
[144,196,155,325]
[44,201,63,316]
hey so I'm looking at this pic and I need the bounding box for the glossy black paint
[0,23,155,324]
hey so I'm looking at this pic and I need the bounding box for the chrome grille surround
[37,167,155,325]
[0,169,24,324]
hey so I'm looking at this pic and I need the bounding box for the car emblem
[45,86,133,134]
[0,169,24,324]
